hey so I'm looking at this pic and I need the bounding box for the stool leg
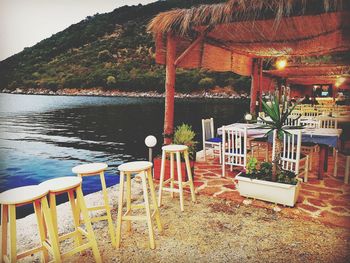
[116,171,125,248]
[41,197,61,263]
[176,152,184,212]
[67,190,83,248]
[99,171,116,246]
[184,150,196,202]
[33,200,49,262]
[1,204,8,262]
[158,150,166,207]
[141,172,155,249]
[170,152,175,198]
[49,193,58,238]
[126,174,132,233]
[146,168,163,233]
[76,186,101,263]
[8,205,16,263]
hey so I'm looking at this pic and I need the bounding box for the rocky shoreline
[1,87,249,99]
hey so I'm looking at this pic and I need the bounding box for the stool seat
[0,185,48,205]
[39,177,82,193]
[118,161,153,173]
[162,144,188,152]
[72,163,108,174]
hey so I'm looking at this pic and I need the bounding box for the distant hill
[0,0,251,95]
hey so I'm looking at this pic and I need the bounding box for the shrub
[98,50,113,62]
[106,75,116,87]
[173,123,198,161]
[198,77,215,90]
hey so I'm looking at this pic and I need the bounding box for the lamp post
[145,135,157,162]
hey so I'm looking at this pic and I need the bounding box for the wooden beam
[174,33,206,67]
[164,33,177,145]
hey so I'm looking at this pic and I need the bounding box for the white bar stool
[39,177,101,262]
[0,185,61,263]
[72,163,115,246]
[116,161,162,249]
[158,144,196,212]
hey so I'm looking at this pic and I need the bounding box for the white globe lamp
[145,135,157,162]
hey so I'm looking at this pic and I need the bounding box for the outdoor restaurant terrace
[146,0,350,230]
[1,0,350,262]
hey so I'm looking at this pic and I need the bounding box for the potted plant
[154,123,198,181]
[235,95,302,207]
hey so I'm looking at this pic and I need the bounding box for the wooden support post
[250,58,260,115]
[259,59,263,112]
[164,33,176,144]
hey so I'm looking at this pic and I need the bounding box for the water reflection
[0,94,248,217]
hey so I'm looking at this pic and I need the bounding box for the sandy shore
[6,178,350,263]
[1,88,248,99]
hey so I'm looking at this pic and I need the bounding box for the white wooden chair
[284,116,300,126]
[222,126,247,177]
[202,118,222,163]
[300,119,319,128]
[298,118,319,171]
[302,109,318,117]
[290,109,302,117]
[333,149,350,184]
[319,118,338,129]
[318,118,338,156]
[272,130,309,182]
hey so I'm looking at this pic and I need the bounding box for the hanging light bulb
[276,58,287,70]
[335,77,346,88]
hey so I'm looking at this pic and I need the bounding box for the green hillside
[0,0,251,94]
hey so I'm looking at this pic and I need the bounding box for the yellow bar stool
[72,163,115,246]
[0,185,61,263]
[39,177,101,262]
[116,161,162,249]
[158,144,196,212]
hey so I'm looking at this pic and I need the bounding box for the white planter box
[236,173,300,207]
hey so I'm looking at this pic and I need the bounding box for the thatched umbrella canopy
[147,0,350,143]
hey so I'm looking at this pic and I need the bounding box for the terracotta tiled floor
[157,150,350,229]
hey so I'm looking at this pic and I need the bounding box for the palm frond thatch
[147,0,345,36]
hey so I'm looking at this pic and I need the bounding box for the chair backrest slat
[272,129,302,174]
[222,126,247,168]
[319,118,337,129]
[202,118,216,148]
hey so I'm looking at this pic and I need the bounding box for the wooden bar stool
[72,163,115,246]
[158,144,196,212]
[0,185,61,263]
[39,177,101,262]
[116,161,162,249]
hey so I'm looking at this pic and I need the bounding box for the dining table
[217,123,343,180]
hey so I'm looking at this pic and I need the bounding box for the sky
[0,0,156,61]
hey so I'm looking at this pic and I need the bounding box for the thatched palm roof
[148,0,347,36]
[148,0,349,78]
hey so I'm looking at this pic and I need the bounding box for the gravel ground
[7,179,350,263]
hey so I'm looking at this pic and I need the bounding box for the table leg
[318,144,329,180]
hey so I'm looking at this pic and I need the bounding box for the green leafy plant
[246,157,258,175]
[173,123,198,161]
[259,94,301,181]
[242,159,297,185]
